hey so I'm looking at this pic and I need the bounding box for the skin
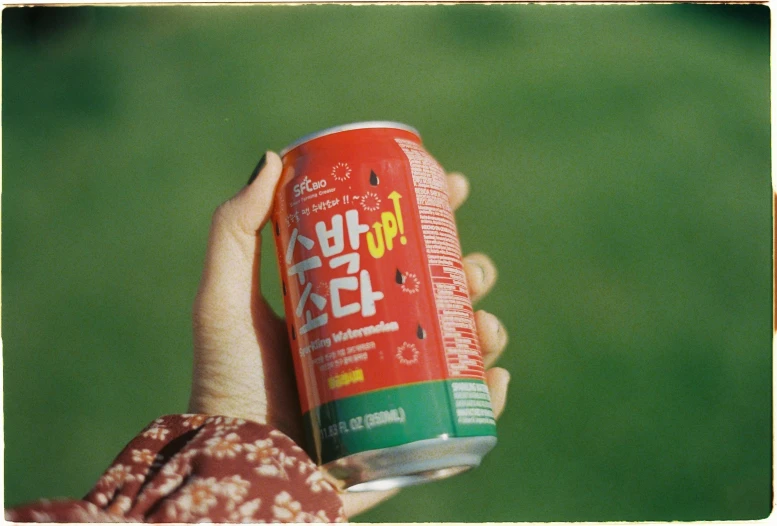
[188,151,510,518]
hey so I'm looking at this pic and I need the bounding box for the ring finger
[474,310,508,368]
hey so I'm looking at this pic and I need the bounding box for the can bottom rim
[346,465,471,492]
[323,435,497,493]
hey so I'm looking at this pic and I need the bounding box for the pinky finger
[485,367,510,419]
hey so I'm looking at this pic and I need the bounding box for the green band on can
[302,379,497,465]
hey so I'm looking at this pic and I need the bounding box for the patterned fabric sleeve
[6,415,347,523]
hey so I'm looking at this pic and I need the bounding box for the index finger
[446,172,470,211]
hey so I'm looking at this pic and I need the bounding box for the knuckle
[463,254,497,291]
[475,309,497,332]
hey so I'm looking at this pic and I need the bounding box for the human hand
[188,151,510,518]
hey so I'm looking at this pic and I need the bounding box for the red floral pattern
[6,415,346,523]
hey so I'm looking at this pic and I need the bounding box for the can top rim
[279,121,421,158]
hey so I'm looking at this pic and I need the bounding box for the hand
[188,151,511,518]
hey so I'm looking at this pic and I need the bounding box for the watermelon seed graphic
[282,281,287,296]
[275,221,280,237]
[291,326,296,341]
[395,269,405,284]
[369,170,379,186]
[417,324,426,340]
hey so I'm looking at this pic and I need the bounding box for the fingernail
[473,262,487,285]
[465,257,486,285]
[247,153,267,186]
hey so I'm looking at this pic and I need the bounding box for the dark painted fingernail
[247,153,267,186]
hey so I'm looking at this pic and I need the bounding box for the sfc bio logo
[293,176,327,197]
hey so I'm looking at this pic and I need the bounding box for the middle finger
[462,252,498,303]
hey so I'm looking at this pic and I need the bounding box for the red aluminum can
[272,122,497,491]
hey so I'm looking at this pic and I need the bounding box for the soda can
[272,122,497,492]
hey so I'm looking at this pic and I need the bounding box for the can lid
[279,121,421,158]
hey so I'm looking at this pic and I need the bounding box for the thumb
[196,151,283,310]
[227,150,284,235]
[190,151,288,424]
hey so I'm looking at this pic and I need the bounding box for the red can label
[273,125,496,465]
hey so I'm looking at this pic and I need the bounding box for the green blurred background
[2,4,772,522]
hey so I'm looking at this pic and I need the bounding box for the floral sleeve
[6,415,347,523]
